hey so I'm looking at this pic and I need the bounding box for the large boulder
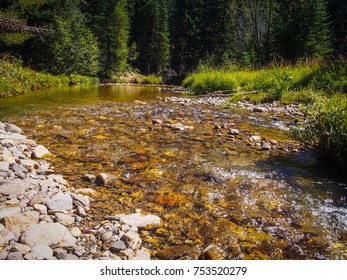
[46,193,73,211]
[20,223,76,248]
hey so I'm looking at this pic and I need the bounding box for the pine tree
[86,0,129,78]
[328,0,347,57]
[129,0,170,74]
[169,0,204,74]
[272,0,331,62]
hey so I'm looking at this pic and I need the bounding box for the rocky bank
[0,121,160,260]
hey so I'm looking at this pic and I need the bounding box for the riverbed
[1,84,346,260]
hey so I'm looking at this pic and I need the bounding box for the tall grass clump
[292,93,347,172]
[183,70,238,94]
[183,61,347,104]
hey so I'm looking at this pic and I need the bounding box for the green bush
[292,94,347,170]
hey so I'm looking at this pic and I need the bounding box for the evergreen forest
[0,0,346,78]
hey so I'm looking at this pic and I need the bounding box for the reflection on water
[1,85,346,259]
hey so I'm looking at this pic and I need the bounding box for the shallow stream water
[1,85,346,259]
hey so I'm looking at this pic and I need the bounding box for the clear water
[1,85,346,259]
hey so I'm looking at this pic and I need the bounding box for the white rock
[250,135,262,143]
[11,242,31,255]
[0,207,21,220]
[0,161,9,172]
[46,193,73,211]
[5,124,23,134]
[31,245,53,259]
[19,159,39,171]
[48,174,69,186]
[33,204,47,215]
[32,145,51,159]
[120,212,161,229]
[20,223,77,248]
[55,213,75,226]
[24,252,37,260]
[121,231,142,251]
[0,148,15,164]
[133,247,151,260]
[70,227,82,238]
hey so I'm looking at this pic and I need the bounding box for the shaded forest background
[0,0,346,79]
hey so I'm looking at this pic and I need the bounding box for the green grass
[183,62,347,103]
[0,57,98,97]
[292,93,347,172]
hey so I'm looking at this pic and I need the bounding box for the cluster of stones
[165,96,304,117]
[151,118,194,132]
[165,96,228,107]
[0,121,160,260]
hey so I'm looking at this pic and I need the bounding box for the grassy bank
[183,62,346,103]
[0,57,98,97]
[183,61,347,174]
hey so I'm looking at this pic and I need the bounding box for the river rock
[0,161,9,172]
[29,194,45,207]
[70,227,82,238]
[156,245,195,260]
[53,248,67,259]
[72,194,90,207]
[262,142,272,150]
[10,242,31,255]
[32,145,51,159]
[31,245,53,259]
[0,148,15,164]
[0,139,16,148]
[33,204,47,215]
[7,251,24,260]
[3,211,39,236]
[133,248,151,260]
[0,207,21,220]
[119,212,161,229]
[0,229,14,248]
[82,174,96,182]
[74,188,98,197]
[229,129,239,135]
[121,231,142,251]
[250,135,262,143]
[48,174,69,187]
[0,133,26,140]
[55,213,75,226]
[0,180,30,196]
[253,107,266,113]
[4,124,23,134]
[95,173,118,187]
[20,159,39,171]
[110,240,126,253]
[46,193,73,211]
[20,223,77,248]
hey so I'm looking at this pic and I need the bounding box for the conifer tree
[86,0,129,78]
[129,0,170,74]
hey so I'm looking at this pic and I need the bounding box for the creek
[1,84,346,259]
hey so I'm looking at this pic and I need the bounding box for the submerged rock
[95,173,118,187]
